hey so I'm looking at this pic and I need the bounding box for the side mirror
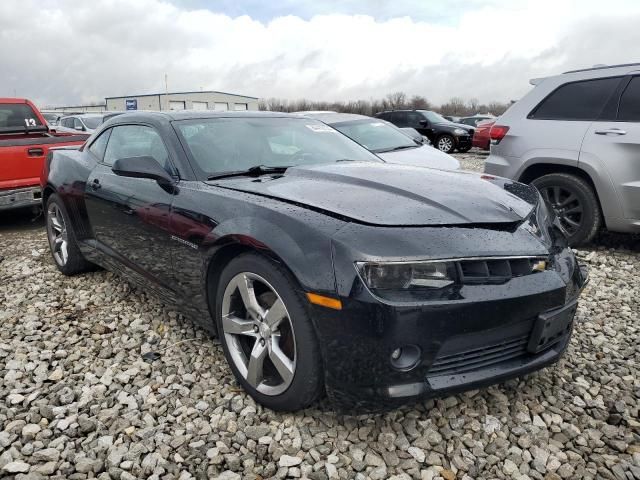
[419,119,429,127]
[112,156,174,186]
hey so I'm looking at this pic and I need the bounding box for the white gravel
[0,149,638,479]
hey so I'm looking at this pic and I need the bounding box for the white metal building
[48,104,107,113]
[104,90,259,112]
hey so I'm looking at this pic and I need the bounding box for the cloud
[1,0,640,108]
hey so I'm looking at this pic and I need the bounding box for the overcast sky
[2,0,640,108]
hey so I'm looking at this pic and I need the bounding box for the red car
[0,98,89,212]
[472,119,496,151]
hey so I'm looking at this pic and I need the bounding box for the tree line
[258,92,513,117]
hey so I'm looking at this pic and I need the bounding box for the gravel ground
[0,149,638,480]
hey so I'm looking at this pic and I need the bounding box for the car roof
[299,112,371,124]
[61,113,107,119]
[108,110,302,122]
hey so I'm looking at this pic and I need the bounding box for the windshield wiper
[377,145,418,153]
[207,165,290,181]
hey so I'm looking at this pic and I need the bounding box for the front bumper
[455,135,472,149]
[0,187,42,212]
[312,250,588,410]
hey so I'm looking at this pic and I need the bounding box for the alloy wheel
[221,272,297,396]
[437,136,454,152]
[47,203,69,266]
[540,186,584,236]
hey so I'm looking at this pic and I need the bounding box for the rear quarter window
[617,76,640,122]
[529,77,622,121]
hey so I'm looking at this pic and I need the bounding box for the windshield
[331,119,416,153]
[174,117,381,177]
[421,111,450,124]
[82,116,104,129]
[42,113,59,123]
[0,104,44,129]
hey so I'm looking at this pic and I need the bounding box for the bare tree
[385,92,407,110]
[261,93,510,117]
[439,97,467,116]
[407,95,431,110]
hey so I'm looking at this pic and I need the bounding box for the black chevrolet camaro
[42,111,588,411]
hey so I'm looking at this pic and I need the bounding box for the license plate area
[527,301,577,354]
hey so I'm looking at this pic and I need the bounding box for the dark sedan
[41,111,588,411]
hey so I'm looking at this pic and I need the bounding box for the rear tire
[45,193,94,275]
[215,253,323,411]
[435,134,455,153]
[531,173,602,246]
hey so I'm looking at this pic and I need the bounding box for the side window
[103,125,171,172]
[62,118,72,128]
[618,77,640,122]
[73,118,84,130]
[88,129,111,161]
[530,77,621,120]
[406,112,423,127]
[391,112,408,127]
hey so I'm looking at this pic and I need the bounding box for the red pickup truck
[0,98,88,213]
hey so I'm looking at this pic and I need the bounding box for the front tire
[531,173,602,246]
[45,193,94,275]
[215,253,323,411]
[436,134,455,153]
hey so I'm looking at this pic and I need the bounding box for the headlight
[356,261,456,290]
[453,128,467,136]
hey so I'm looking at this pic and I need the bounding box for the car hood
[377,145,460,170]
[433,122,473,133]
[211,162,536,226]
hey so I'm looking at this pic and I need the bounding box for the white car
[57,113,114,134]
[298,112,460,170]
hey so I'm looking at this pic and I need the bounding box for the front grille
[458,257,547,284]
[428,334,529,376]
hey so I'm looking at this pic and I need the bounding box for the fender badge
[171,235,198,250]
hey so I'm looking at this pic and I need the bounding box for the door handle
[595,128,627,136]
[91,178,101,190]
[27,148,44,157]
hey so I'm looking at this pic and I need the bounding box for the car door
[407,112,432,139]
[518,77,623,168]
[581,75,640,222]
[73,117,85,132]
[84,124,177,290]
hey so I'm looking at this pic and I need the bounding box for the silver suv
[485,63,640,245]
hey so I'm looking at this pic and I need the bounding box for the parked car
[58,113,122,134]
[41,111,64,126]
[458,115,495,127]
[299,112,459,170]
[42,111,588,411]
[472,119,496,150]
[0,98,89,213]
[375,110,473,153]
[485,63,640,245]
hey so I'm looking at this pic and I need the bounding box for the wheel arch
[203,237,307,336]
[42,184,57,206]
[517,163,607,228]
